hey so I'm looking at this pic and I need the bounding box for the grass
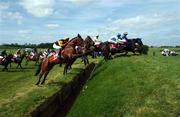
[68,48,180,117]
[0,47,101,117]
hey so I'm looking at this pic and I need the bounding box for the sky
[0,0,180,46]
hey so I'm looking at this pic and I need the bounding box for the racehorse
[100,42,111,61]
[0,54,13,71]
[81,36,95,65]
[25,52,42,66]
[123,38,143,55]
[11,53,25,69]
[94,41,111,61]
[63,35,95,72]
[107,38,143,55]
[35,34,85,85]
[62,34,85,75]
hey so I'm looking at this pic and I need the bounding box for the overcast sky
[0,0,180,46]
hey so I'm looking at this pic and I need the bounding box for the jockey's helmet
[64,36,69,40]
[117,33,121,37]
[123,32,128,35]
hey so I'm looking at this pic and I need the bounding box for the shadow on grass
[9,67,35,69]
[114,54,132,58]
[0,70,31,72]
[47,80,68,87]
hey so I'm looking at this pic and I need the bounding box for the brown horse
[62,34,85,75]
[25,52,42,66]
[35,34,85,85]
[81,36,95,65]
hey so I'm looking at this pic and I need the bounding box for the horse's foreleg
[19,63,23,69]
[16,64,19,68]
[41,71,49,85]
[86,56,89,65]
[59,63,62,67]
[36,72,43,85]
[63,63,68,75]
[124,51,128,56]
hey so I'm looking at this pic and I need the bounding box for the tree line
[1,43,53,49]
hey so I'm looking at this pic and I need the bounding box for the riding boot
[58,50,62,59]
[58,53,61,59]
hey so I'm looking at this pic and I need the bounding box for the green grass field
[0,47,101,117]
[68,48,180,117]
[0,47,180,117]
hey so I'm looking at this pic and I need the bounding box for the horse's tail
[34,61,42,76]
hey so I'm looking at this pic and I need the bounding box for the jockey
[53,36,70,58]
[14,49,21,58]
[53,36,69,49]
[117,32,128,45]
[122,32,128,41]
[0,50,7,62]
[93,35,101,48]
[43,48,51,58]
[108,36,117,44]
[30,51,35,56]
[117,33,121,39]
[33,48,38,55]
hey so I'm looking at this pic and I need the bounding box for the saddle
[58,50,64,59]
[12,56,21,62]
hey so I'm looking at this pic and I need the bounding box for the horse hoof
[35,82,39,85]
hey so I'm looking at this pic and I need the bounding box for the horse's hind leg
[41,71,49,85]
[36,72,43,85]
[63,63,68,75]
[86,56,89,65]
[19,63,23,69]
[16,64,19,69]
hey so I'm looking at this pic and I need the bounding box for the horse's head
[62,34,85,56]
[84,36,95,51]
[75,34,84,46]
[67,34,84,47]
[136,38,143,45]
[132,38,143,45]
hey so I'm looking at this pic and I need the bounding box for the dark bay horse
[35,34,85,85]
[0,54,13,71]
[107,38,143,56]
[94,41,111,61]
[81,36,95,65]
[123,38,143,55]
[100,42,111,61]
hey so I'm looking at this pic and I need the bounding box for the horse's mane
[63,37,77,48]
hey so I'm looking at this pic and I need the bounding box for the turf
[68,48,180,117]
[0,47,101,117]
